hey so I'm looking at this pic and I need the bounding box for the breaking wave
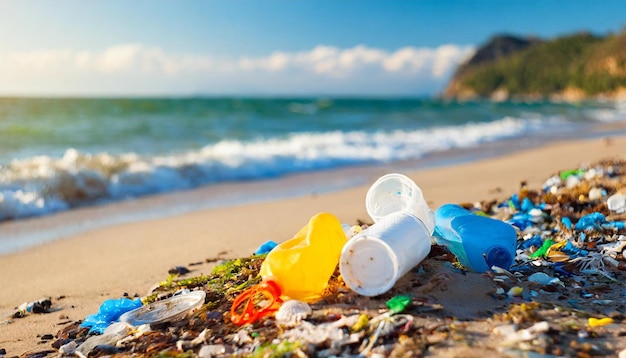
[0,116,547,221]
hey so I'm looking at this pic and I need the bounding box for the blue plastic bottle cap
[485,246,513,270]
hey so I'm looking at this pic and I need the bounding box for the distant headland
[443,31,626,102]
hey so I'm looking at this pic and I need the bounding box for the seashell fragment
[275,300,312,325]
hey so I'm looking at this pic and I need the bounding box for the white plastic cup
[365,173,435,234]
[339,211,432,296]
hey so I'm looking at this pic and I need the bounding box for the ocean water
[1,97,625,223]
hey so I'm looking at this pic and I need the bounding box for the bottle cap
[485,246,513,270]
[339,234,399,296]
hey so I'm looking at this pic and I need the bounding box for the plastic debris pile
[17,158,626,357]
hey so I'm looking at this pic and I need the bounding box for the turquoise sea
[1,97,625,224]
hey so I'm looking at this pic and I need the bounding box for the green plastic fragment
[386,294,411,314]
[530,238,554,259]
[559,169,585,180]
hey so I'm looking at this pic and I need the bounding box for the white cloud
[432,44,472,78]
[0,43,474,96]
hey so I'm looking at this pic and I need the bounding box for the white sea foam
[0,116,545,220]
[586,101,626,123]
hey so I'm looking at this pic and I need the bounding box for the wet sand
[1,135,625,356]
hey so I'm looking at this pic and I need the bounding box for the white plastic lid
[339,234,399,296]
[119,290,206,326]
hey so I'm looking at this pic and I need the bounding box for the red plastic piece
[230,279,283,325]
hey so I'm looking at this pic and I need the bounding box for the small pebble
[588,187,603,200]
[566,175,580,188]
[40,334,54,341]
[275,300,312,325]
[168,266,190,275]
[199,344,229,358]
[58,341,77,355]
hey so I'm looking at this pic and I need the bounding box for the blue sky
[1,0,625,97]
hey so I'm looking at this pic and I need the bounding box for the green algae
[142,255,266,305]
[251,340,301,358]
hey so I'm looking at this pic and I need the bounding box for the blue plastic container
[433,204,517,272]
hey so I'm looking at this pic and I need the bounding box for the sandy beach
[1,134,625,356]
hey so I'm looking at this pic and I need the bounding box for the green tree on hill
[447,31,626,99]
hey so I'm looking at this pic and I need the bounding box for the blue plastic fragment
[577,215,626,231]
[508,213,532,230]
[567,299,582,309]
[602,222,626,230]
[508,264,533,274]
[574,212,606,231]
[80,298,143,334]
[561,217,572,230]
[521,197,534,212]
[509,194,521,210]
[507,197,543,230]
[553,263,573,277]
[520,235,544,250]
[560,240,588,257]
[254,240,278,255]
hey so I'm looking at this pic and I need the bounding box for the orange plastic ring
[230,281,282,325]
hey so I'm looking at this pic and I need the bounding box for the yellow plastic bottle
[259,212,347,302]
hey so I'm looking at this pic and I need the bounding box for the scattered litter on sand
[9,158,626,357]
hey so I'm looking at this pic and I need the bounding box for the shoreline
[1,97,624,236]
[2,119,625,256]
[1,135,625,355]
